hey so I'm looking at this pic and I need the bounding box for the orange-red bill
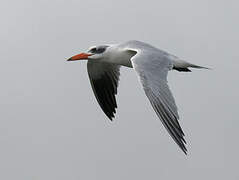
[67,53,92,61]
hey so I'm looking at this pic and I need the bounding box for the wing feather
[87,62,120,120]
[130,50,187,154]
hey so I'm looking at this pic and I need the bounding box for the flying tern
[67,40,208,154]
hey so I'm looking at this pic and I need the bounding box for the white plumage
[68,40,208,154]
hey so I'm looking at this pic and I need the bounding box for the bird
[67,40,208,154]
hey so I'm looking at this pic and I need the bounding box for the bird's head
[67,45,110,61]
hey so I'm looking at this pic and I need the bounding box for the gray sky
[1,0,238,179]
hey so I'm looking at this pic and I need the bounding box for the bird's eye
[96,47,106,53]
[89,46,108,54]
[89,47,97,53]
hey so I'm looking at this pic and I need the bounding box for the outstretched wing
[87,61,120,120]
[130,49,187,154]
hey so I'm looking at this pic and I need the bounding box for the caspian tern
[67,40,208,154]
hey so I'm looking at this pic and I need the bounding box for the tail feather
[172,59,209,72]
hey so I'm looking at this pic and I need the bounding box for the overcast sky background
[1,0,238,179]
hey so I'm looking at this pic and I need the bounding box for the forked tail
[172,59,209,72]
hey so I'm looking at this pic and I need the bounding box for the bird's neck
[103,47,136,68]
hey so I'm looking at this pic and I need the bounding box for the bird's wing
[129,49,187,154]
[87,61,120,120]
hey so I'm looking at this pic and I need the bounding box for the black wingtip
[105,112,116,122]
[179,138,188,155]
